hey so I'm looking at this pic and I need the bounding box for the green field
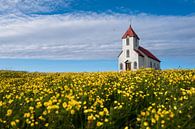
[0,69,195,129]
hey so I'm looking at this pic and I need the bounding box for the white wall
[138,56,144,68]
[147,58,160,69]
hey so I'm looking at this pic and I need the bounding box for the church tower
[118,25,140,71]
[122,25,140,51]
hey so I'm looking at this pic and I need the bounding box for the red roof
[122,25,140,39]
[138,46,160,62]
[134,49,144,57]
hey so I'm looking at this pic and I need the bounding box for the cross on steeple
[129,18,132,27]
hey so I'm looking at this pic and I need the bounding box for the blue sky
[0,0,195,72]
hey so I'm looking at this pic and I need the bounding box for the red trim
[138,46,160,62]
[122,26,140,39]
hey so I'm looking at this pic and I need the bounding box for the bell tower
[118,25,140,71]
[121,25,139,51]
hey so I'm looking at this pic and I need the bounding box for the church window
[134,62,137,69]
[126,50,130,58]
[126,38,129,45]
[150,61,152,68]
[120,63,123,70]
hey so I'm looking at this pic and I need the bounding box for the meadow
[0,69,194,129]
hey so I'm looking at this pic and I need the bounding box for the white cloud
[0,13,195,60]
[0,0,71,15]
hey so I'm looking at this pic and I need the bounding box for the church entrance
[125,62,131,71]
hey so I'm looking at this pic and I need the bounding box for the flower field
[0,69,195,129]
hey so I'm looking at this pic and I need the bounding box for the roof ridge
[122,26,140,39]
[138,46,160,62]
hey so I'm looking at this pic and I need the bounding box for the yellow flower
[15,119,20,123]
[151,109,156,113]
[45,123,49,127]
[104,118,109,122]
[29,106,34,111]
[161,120,165,124]
[151,118,156,124]
[39,115,45,121]
[0,101,3,106]
[36,102,42,108]
[30,123,34,127]
[6,109,12,116]
[62,102,67,108]
[124,126,128,129]
[43,111,47,115]
[170,112,174,118]
[87,115,94,121]
[99,111,104,116]
[70,109,75,115]
[11,121,16,127]
[144,121,148,126]
[24,113,31,118]
[146,111,150,116]
[97,121,103,127]
[155,114,159,121]
[141,111,145,116]
[137,117,141,121]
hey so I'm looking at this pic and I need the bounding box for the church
[118,25,160,71]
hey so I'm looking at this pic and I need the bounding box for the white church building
[118,25,160,71]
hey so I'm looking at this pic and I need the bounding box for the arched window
[134,38,137,47]
[154,63,156,69]
[134,61,137,69]
[120,63,123,70]
[126,50,130,58]
[126,38,129,45]
[150,62,152,68]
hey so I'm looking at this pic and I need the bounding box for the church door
[125,62,131,71]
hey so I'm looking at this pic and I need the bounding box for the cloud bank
[0,13,195,60]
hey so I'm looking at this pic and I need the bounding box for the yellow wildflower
[97,121,103,127]
[11,121,16,127]
[6,109,12,116]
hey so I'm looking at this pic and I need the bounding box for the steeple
[122,25,139,40]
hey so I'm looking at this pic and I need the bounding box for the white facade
[118,26,160,71]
